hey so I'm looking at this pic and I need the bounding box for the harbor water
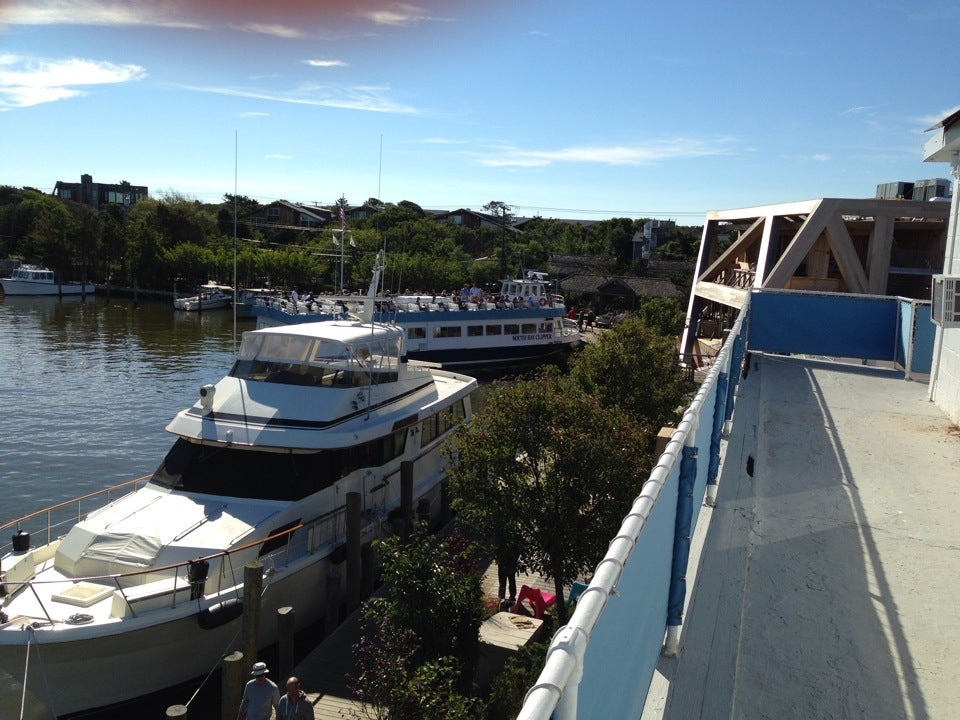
[0,294,250,718]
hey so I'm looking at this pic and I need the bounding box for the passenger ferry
[253,271,581,373]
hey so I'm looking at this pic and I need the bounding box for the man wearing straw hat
[237,661,280,720]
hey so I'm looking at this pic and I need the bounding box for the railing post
[664,427,698,657]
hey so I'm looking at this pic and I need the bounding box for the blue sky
[1,0,957,221]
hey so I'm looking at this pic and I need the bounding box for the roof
[561,273,680,299]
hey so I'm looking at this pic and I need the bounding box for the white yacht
[173,282,234,311]
[0,255,476,716]
[0,264,94,296]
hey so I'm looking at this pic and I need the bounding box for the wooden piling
[277,606,295,682]
[325,567,341,637]
[400,461,414,539]
[346,492,362,611]
[221,650,244,720]
[241,562,263,672]
[360,541,376,598]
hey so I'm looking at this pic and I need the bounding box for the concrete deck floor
[643,353,960,720]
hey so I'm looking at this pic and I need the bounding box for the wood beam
[824,212,868,293]
[763,199,831,287]
[697,216,765,281]
[693,280,747,309]
[866,214,893,294]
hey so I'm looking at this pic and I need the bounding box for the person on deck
[276,677,313,720]
[237,661,280,720]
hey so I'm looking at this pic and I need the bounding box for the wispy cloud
[178,81,419,115]
[0,53,146,109]
[363,3,441,26]
[416,137,467,145]
[232,22,304,39]
[0,0,205,29]
[474,138,736,168]
[238,111,269,118]
[305,59,348,68]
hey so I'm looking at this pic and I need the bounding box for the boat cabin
[11,265,55,282]
[231,324,404,388]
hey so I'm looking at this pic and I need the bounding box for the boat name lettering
[512,333,553,341]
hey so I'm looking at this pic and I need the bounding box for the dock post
[416,498,431,528]
[360,541,376,598]
[325,567,341,637]
[241,562,263,673]
[277,606,295,682]
[440,479,452,527]
[346,491,362,611]
[400,461,414,539]
[221,650,244,720]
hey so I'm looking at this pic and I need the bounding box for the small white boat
[0,254,476,716]
[0,264,94,296]
[173,282,233,311]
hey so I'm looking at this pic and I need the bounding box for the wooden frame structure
[681,198,950,356]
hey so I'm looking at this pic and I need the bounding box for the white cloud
[232,22,304,39]
[0,0,204,29]
[178,82,419,115]
[0,54,146,109]
[474,138,736,168]
[238,111,269,118]
[306,59,348,68]
[364,3,436,26]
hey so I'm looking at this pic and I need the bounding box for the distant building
[434,208,512,230]
[52,174,148,210]
[251,200,332,231]
[876,177,951,201]
[633,219,676,260]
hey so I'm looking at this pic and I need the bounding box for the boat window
[419,399,466,449]
[485,325,502,336]
[467,325,483,337]
[521,323,537,335]
[408,327,426,340]
[433,326,462,338]
[504,324,520,335]
[148,438,340,501]
[539,322,553,333]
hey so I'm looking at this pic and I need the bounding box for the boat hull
[0,557,336,717]
[0,280,95,296]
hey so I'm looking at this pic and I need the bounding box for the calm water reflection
[0,293,250,719]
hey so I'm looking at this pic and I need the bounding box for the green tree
[349,528,484,720]
[447,369,649,624]
[568,316,687,436]
[483,201,513,277]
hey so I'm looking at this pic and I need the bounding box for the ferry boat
[0,254,476,717]
[253,270,581,373]
[173,282,234,311]
[0,264,94,296]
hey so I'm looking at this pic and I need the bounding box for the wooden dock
[291,560,573,719]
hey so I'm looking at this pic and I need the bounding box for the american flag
[339,205,346,226]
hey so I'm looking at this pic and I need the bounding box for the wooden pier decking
[291,559,570,719]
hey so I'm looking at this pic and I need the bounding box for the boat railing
[0,504,352,624]
[0,475,151,554]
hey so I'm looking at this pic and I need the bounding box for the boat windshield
[230,331,401,386]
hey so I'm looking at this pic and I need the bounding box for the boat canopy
[231,326,403,387]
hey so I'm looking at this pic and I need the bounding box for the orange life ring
[539,297,548,307]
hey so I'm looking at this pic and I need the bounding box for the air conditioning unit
[931,275,960,328]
